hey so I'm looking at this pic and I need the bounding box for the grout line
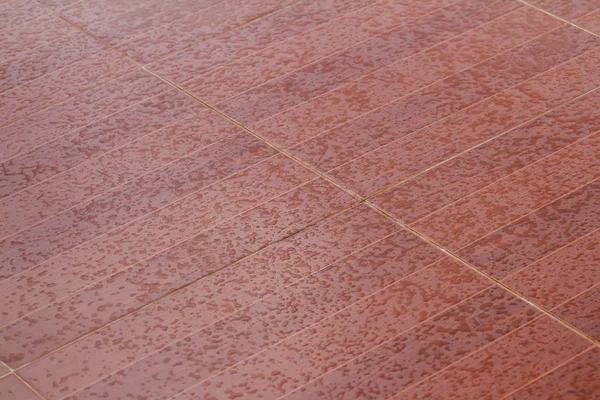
[362,199,600,347]
[13,372,47,400]
[550,280,600,314]
[516,0,600,38]
[498,345,596,399]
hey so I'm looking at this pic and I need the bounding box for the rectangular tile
[0,374,39,400]
[183,259,490,399]
[458,180,600,279]
[503,228,600,309]
[243,287,537,400]
[393,316,591,399]
[0,133,277,280]
[179,0,459,103]
[46,225,447,400]
[411,129,600,250]
[289,26,599,173]
[576,9,600,35]
[148,0,376,76]
[553,285,600,341]
[0,70,170,162]
[504,347,600,400]
[531,0,600,19]
[217,0,522,125]
[1,178,355,368]
[333,47,600,198]
[0,154,313,328]
[113,0,300,62]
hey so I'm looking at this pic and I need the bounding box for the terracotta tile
[0,133,278,281]
[0,70,170,162]
[0,31,107,94]
[372,81,600,222]
[393,316,591,399]
[458,180,600,279]
[270,287,538,400]
[63,226,447,400]
[0,154,312,328]
[110,0,299,60]
[178,0,460,103]
[217,0,522,126]
[17,182,355,398]
[337,48,600,198]
[0,374,39,400]
[503,228,600,309]
[531,0,600,20]
[56,0,157,28]
[576,9,600,35]
[504,347,600,400]
[182,259,489,399]
[289,26,600,173]
[553,286,600,341]
[145,0,374,73]
[411,128,600,250]
[1,177,354,368]
[0,48,138,126]
[0,1,47,30]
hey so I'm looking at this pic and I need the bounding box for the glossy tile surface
[2,0,599,399]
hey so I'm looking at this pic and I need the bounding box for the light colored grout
[517,0,600,38]
[13,372,47,400]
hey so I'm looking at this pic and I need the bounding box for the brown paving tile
[0,154,312,328]
[289,25,600,173]
[458,180,600,279]
[411,129,600,250]
[372,84,600,222]
[245,286,536,400]
[0,70,169,162]
[217,0,523,126]
[0,48,138,126]
[144,0,373,71]
[393,316,592,399]
[576,9,600,35]
[503,228,600,310]
[0,0,47,30]
[553,286,600,341]
[17,190,358,398]
[0,31,107,94]
[62,225,448,400]
[0,133,278,281]
[0,374,39,400]
[530,0,600,20]
[504,347,600,400]
[178,0,460,103]
[0,177,354,368]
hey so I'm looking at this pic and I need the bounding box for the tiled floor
[0,0,599,399]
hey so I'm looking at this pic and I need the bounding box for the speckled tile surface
[1,0,598,399]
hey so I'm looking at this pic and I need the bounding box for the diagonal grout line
[517,0,600,38]
[550,280,600,315]
[363,199,600,348]
[498,345,596,400]
[13,371,47,400]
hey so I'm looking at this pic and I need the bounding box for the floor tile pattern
[0,0,599,399]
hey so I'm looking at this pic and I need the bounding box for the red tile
[503,228,600,309]
[1,177,354,368]
[504,347,600,400]
[0,363,7,376]
[0,31,107,93]
[411,129,600,250]
[0,48,138,126]
[0,375,39,400]
[60,225,447,400]
[0,0,47,30]
[531,0,600,20]
[179,0,460,103]
[0,154,312,328]
[576,9,600,35]
[182,259,490,399]
[0,133,278,280]
[335,47,600,198]
[37,0,79,10]
[146,0,375,74]
[0,70,170,162]
[110,0,299,61]
[56,0,156,28]
[289,26,600,173]
[393,316,591,399]
[553,286,600,341]
[458,180,600,279]
[259,287,537,400]
[217,0,523,125]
